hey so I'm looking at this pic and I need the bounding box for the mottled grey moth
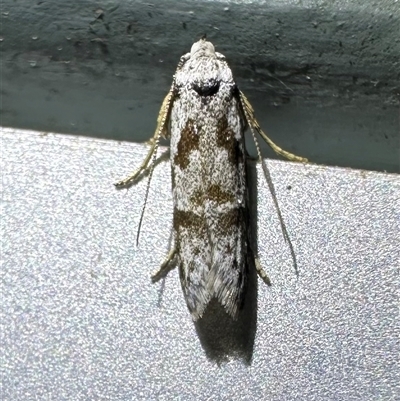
[115,38,307,320]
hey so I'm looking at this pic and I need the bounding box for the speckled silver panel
[1,127,399,400]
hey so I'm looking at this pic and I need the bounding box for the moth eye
[192,80,220,97]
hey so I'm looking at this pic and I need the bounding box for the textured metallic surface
[1,127,399,400]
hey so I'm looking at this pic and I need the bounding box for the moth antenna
[242,92,299,274]
[136,134,161,246]
[250,127,263,164]
[249,127,286,242]
[135,89,175,246]
[245,103,287,236]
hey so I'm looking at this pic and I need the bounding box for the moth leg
[239,91,308,163]
[114,136,158,187]
[114,89,174,187]
[151,246,177,282]
[255,257,271,286]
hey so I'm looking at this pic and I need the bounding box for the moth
[115,38,307,320]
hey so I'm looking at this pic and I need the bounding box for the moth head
[174,39,233,97]
[190,38,215,59]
